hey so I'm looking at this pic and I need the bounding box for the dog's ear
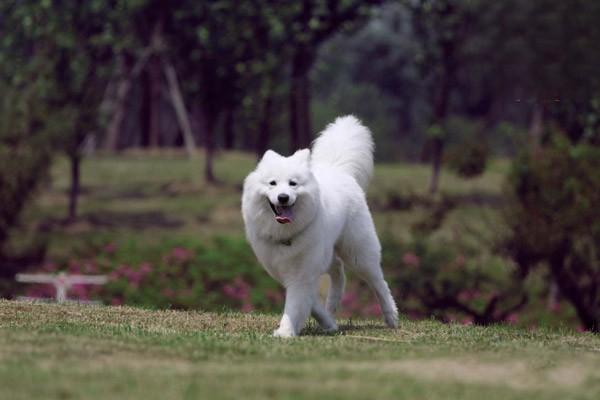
[292,149,310,165]
[260,149,281,164]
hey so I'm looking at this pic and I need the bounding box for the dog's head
[242,148,319,233]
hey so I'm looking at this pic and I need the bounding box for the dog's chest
[252,239,306,283]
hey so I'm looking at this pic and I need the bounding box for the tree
[43,1,117,221]
[281,0,383,151]
[405,0,478,194]
[0,2,73,281]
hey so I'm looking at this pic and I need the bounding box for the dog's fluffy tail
[311,115,374,191]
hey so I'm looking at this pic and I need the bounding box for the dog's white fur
[242,115,398,337]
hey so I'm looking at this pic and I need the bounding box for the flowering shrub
[25,236,283,312]
[382,233,527,325]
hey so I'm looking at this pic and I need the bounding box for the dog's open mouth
[269,201,294,224]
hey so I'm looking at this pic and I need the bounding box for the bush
[446,141,489,178]
[0,82,66,283]
[383,232,526,325]
[444,117,489,178]
[24,236,284,312]
[504,135,600,332]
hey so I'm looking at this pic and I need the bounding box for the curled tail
[311,115,374,191]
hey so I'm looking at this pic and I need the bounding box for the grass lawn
[1,300,599,399]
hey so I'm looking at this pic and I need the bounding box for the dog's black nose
[278,193,289,204]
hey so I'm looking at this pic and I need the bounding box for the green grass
[1,300,599,399]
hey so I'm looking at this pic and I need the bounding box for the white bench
[16,272,108,304]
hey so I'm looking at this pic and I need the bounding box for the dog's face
[242,149,319,231]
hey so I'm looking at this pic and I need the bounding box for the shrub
[444,117,489,178]
[0,81,66,283]
[25,236,283,312]
[504,135,600,332]
[383,233,526,325]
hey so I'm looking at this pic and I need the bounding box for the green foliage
[0,75,68,275]
[446,141,488,178]
[444,117,489,178]
[505,135,600,331]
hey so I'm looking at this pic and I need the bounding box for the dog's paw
[273,326,296,338]
[384,310,399,329]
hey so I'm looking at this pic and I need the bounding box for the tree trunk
[289,47,314,152]
[140,69,151,147]
[528,102,544,154]
[164,61,196,158]
[204,114,216,184]
[428,137,443,194]
[193,104,217,184]
[428,40,454,195]
[148,56,162,149]
[223,107,235,150]
[68,153,81,221]
[103,50,152,151]
[256,89,274,159]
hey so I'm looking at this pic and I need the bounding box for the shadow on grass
[41,211,183,231]
[301,321,388,337]
[84,211,184,229]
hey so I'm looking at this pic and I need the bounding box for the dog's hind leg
[326,257,345,315]
[339,214,399,328]
[311,300,338,333]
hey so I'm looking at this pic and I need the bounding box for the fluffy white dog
[242,115,398,337]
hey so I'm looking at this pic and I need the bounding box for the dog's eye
[289,180,297,187]
[269,180,277,186]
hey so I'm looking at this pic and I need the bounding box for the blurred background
[1,0,599,332]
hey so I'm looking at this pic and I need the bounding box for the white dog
[242,116,398,337]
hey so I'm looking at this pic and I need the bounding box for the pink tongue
[275,207,293,224]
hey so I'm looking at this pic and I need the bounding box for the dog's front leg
[273,281,315,337]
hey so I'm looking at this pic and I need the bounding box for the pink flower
[454,254,466,268]
[70,284,89,301]
[103,242,117,254]
[266,289,283,304]
[241,302,254,313]
[363,302,381,317]
[170,247,194,263]
[461,317,474,325]
[83,261,98,274]
[139,262,152,276]
[341,291,359,310]
[458,289,480,303]
[26,284,54,298]
[406,311,422,320]
[43,262,58,272]
[68,260,81,273]
[402,252,420,268]
[505,313,519,324]
[222,277,251,302]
